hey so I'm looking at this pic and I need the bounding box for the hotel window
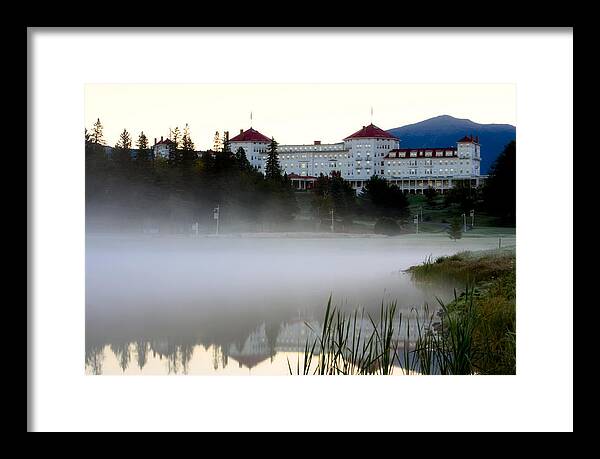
[410,152,417,157]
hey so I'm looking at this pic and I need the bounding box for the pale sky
[85,84,516,150]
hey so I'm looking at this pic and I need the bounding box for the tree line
[85,119,297,233]
[86,119,516,233]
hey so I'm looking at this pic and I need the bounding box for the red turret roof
[155,138,174,145]
[457,135,479,144]
[344,123,398,140]
[229,127,271,143]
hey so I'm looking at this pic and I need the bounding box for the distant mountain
[386,115,516,174]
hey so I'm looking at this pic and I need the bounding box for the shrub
[373,217,401,236]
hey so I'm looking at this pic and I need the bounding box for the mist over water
[85,233,514,375]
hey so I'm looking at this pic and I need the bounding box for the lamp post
[330,208,334,233]
[214,205,220,235]
[462,213,466,232]
[470,209,475,228]
[414,215,419,234]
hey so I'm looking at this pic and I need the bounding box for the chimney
[154,137,157,145]
[476,135,479,143]
[225,131,229,142]
[314,140,321,145]
[160,136,163,142]
[240,129,244,135]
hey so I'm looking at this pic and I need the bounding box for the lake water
[85,233,515,375]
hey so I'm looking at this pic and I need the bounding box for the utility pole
[414,214,419,234]
[330,208,334,233]
[470,209,475,228]
[462,213,466,232]
[214,205,220,235]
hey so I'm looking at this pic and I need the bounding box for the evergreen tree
[116,128,132,149]
[447,217,463,241]
[136,131,151,162]
[180,124,197,162]
[213,131,222,152]
[113,128,133,164]
[222,134,231,155]
[424,186,438,207]
[91,118,104,144]
[235,146,251,170]
[137,131,148,150]
[264,137,282,180]
[181,124,195,151]
[85,128,92,144]
[312,171,356,229]
[170,126,181,149]
[444,179,477,212]
[361,175,408,217]
[482,140,516,225]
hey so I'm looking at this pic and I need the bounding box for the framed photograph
[28,28,573,432]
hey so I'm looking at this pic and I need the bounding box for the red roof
[457,135,479,143]
[155,138,174,145]
[287,173,318,180]
[229,127,271,143]
[344,123,398,140]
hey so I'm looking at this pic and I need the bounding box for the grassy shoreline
[408,247,516,374]
[290,247,516,375]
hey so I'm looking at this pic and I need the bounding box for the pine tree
[85,128,92,144]
[424,186,438,207]
[180,123,197,162]
[137,131,148,150]
[482,140,516,225]
[113,128,132,164]
[170,126,181,149]
[91,118,104,144]
[213,131,221,152]
[447,217,463,241]
[264,137,282,180]
[136,131,151,162]
[116,128,132,149]
[181,124,195,151]
[235,146,251,170]
[222,134,231,155]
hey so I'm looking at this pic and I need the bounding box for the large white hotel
[227,123,484,193]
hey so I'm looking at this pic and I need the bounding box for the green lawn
[292,190,515,236]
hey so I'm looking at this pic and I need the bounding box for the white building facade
[152,136,175,159]
[381,135,483,193]
[229,125,483,193]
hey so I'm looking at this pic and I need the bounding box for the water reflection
[86,308,441,375]
[86,235,511,375]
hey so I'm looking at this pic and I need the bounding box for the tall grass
[288,296,401,375]
[289,286,488,375]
